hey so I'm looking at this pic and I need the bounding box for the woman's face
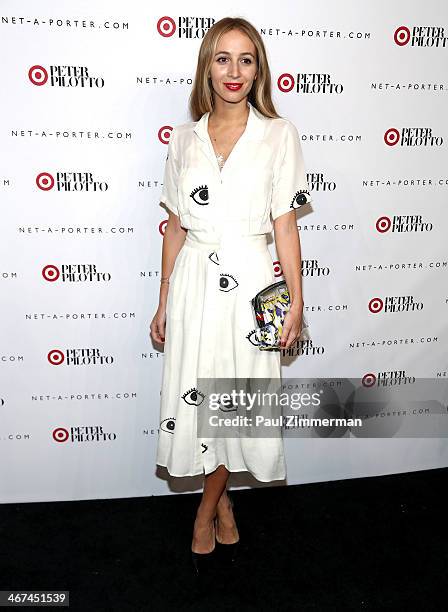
[209,29,258,105]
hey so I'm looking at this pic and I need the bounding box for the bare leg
[215,487,239,544]
[191,464,230,553]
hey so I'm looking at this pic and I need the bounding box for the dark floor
[1,467,446,611]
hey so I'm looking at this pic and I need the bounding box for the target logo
[158,125,173,145]
[36,172,55,191]
[42,265,60,282]
[40,263,111,283]
[156,16,214,39]
[394,26,411,46]
[29,65,48,86]
[35,171,108,192]
[48,349,65,365]
[385,127,441,147]
[53,427,69,443]
[362,373,377,387]
[157,16,176,37]
[273,260,283,277]
[277,73,295,93]
[376,216,392,233]
[159,219,168,235]
[47,347,114,366]
[384,128,400,146]
[393,25,448,48]
[368,298,384,314]
[28,64,104,87]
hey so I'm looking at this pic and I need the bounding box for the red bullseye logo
[376,216,392,233]
[362,373,377,387]
[159,219,168,235]
[53,427,69,442]
[157,16,176,37]
[42,265,60,282]
[273,260,282,277]
[36,172,55,191]
[48,349,65,365]
[277,73,295,93]
[384,128,400,146]
[368,298,384,314]
[394,26,410,46]
[158,125,173,145]
[28,65,48,85]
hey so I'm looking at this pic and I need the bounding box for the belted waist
[184,230,268,252]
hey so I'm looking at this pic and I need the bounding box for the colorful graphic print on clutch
[247,281,291,351]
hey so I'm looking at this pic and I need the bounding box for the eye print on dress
[182,386,205,406]
[290,189,311,209]
[246,323,279,348]
[219,273,238,292]
[218,399,238,413]
[246,328,263,347]
[160,417,176,433]
[190,184,209,205]
[208,251,219,265]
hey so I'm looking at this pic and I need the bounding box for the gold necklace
[209,110,249,169]
[210,134,226,168]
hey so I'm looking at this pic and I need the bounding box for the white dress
[156,100,312,482]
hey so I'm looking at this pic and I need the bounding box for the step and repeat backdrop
[1,0,447,502]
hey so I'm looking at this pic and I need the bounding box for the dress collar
[193,100,266,143]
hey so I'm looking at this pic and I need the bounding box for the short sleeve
[159,127,180,216]
[270,120,312,221]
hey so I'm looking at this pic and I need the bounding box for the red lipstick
[224,83,243,91]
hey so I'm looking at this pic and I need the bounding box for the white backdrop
[1,0,447,502]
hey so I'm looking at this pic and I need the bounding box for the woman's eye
[216,57,252,64]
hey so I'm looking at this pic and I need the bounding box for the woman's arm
[151,210,186,344]
[270,119,311,349]
[273,210,304,349]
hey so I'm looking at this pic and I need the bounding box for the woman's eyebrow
[214,51,255,57]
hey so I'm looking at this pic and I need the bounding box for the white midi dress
[156,100,312,482]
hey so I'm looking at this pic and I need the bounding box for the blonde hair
[189,17,281,121]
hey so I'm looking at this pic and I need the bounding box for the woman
[150,17,311,573]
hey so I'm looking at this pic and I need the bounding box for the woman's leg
[192,464,233,553]
[215,487,239,544]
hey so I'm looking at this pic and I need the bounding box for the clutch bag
[248,280,291,351]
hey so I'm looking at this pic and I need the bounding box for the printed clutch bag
[248,280,309,351]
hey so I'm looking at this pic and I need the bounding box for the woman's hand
[279,303,303,349]
[150,303,167,344]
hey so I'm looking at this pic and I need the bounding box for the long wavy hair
[189,17,281,121]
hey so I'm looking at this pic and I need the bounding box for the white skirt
[156,230,286,482]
